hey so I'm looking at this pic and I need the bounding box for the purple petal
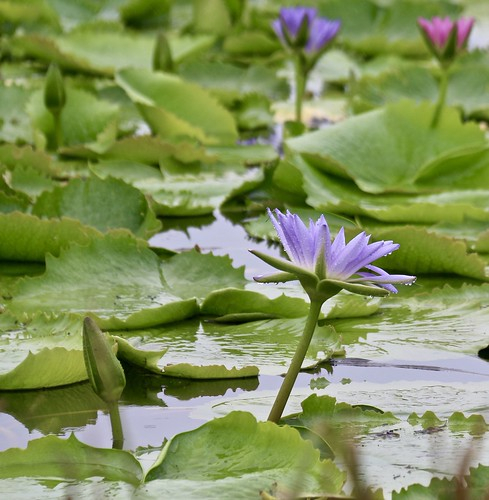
[305,18,341,53]
[279,7,317,39]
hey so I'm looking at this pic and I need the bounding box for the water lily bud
[153,31,173,72]
[44,63,66,115]
[83,317,126,404]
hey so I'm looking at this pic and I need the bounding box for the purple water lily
[418,16,474,62]
[253,209,415,295]
[272,7,340,53]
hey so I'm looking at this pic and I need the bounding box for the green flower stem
[293,53,307,123]
[431,67,448,128]
[268,299,323,423]
[108,401,124,449]
[52,110,63,150]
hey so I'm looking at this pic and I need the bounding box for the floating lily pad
[282,153,489,224]
[92,159,264,216]
[12,30,214,76]
[32,175,161,238]
[118,316,340,377]
[144,411,345,498]
[0,313,85,390]
[8,233,199,329]
[0,212,101,261]
[351,64,489,120]
[0,434,143,484]
[116,68,238,145]
[286,100,488,194]
[0,84,34,144]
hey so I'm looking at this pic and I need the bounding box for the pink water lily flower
[251,209,416,300]
[418,16,474,63]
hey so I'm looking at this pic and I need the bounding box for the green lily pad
[284,393,399,433]
[283,153,489,224]
[8,165,56,199]
[351,64,489,120]
[286,100,488,194]
[91,159,264,216]
[0,84,34,144]
[8,232,199,329]
[118,316,340,377]
[32,175,161,238]
[12,30,214,76]
[0,434,142,484]
[144,411,345,498]
[0,211,102,261]
[0,313,86,390]
[116,68,238,145]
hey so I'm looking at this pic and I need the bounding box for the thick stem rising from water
[431,67,448,128]
[268,299,323,423]
[108,401,124,449]
[293,53,307,123]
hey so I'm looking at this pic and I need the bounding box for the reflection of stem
[431,68,448,128]
[108,401,124,449]
[293,54,307,123]
[268,300,322,423]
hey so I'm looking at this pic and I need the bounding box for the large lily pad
[0,434,142,484]
[7,233,199,329]
[12,30,214,76]
[144,411,345,498]
[32,175,161,238]
[91,159,264,216]
[281,153,489,224]
[116,68,237,145]
[286,100,488,194]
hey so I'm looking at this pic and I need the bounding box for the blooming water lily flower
[272,7,340,54]
[418,16,474,64]
[251,209,416,301]
[271,7,340,122]
[252,209,416,423]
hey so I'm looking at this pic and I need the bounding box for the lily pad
[32,175,161,238]
[144,411,345,498]
[116,68,238,145]
[286,100,488,194]
[8,232,199,329]
[282,153,489,224]
[91,159,264,216]
[0,434,142,484]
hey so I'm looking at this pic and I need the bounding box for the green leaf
[0,313,84,389]
[286,100,487,194]
[91,159,263,216]
[12,30,214,76]
[351,64,489,120]
[161,363,258,379]
[370,225,488,280]
[285,394,399,432]
[116,68,238,145]
[0,212,101,261]
[407,411,444,429]
[0,84,33,144]
[0,434,142,484]
[8,232,199,329]
[119,317,340,377]
[145,411,345,498]
[162,250,246,301]
[32,175,161,238]
[286,153,489,224]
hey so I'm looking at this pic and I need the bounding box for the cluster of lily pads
[0,0,488,498]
